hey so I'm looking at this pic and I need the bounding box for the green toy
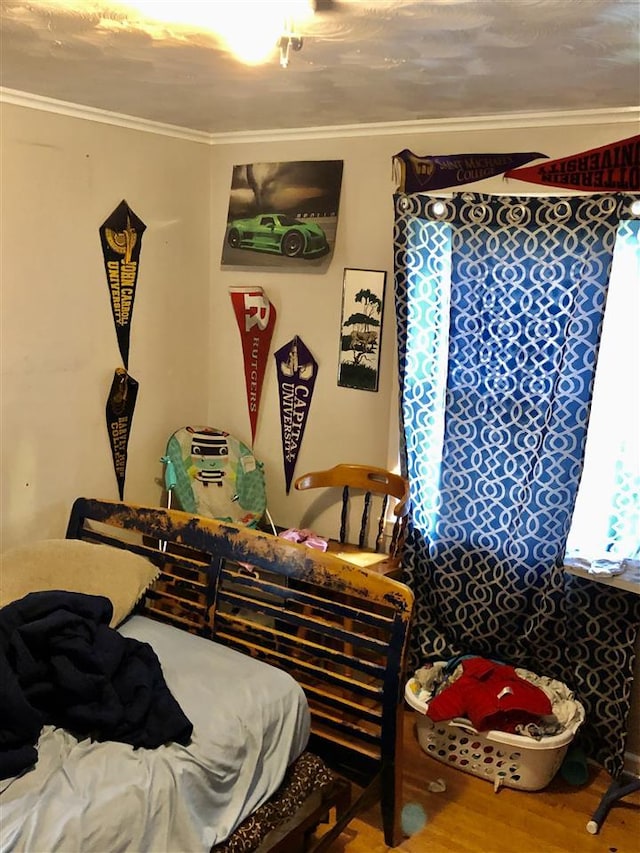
[162,426,266,527]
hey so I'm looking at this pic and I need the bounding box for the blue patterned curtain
[394,192,640,775]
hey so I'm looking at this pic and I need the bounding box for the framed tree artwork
[338,268,386,392]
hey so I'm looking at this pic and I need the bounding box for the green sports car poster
[221,160,343,268]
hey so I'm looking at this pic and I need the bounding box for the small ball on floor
[401,802,427,836]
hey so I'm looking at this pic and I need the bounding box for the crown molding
[1,88,638,145]
[210,107,640,144]
[0,88,212,145]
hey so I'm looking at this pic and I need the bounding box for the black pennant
[99,200,146,369]
[105,368,139,500]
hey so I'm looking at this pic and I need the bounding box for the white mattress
[1,615,310,852]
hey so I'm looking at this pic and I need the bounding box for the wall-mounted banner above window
[105,368,138,500]
[338,268,386,392]
[505,134,640,191]
[392,150,547,193]
[99,200,146,369]
[229,286,277,445]
[221,160,343,269]
[275,336,317,494]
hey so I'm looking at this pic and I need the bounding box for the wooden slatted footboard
[66,498,415,849]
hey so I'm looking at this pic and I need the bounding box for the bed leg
[379,699,405,848]
[380,765,402,848]
[334,777,352,820]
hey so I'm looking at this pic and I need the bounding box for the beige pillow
[0,538,159,627]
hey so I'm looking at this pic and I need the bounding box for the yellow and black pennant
[99,200,146,369]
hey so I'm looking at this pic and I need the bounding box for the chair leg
[586,772,640,834]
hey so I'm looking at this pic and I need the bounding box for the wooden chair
[294,464,410,580]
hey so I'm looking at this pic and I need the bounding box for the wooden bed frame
[66,498,415,850]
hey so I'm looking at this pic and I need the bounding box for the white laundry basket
[405,675,585,792]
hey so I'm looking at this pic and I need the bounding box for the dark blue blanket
[0,590,193,780]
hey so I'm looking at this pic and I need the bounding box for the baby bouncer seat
[161,426,267,528]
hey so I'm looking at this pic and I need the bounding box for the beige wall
[3,109,630,541]
[0,103,211,550]
[209,121,640,764]
[1,103,637,761]
[209,121,636,535]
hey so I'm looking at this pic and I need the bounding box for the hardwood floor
[314,711,640,853]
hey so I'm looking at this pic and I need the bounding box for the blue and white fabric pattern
[393,192,640,777]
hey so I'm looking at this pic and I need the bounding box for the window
[565,219,640,562]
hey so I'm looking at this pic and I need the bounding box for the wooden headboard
[66,498,415,848]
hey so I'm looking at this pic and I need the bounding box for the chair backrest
[294,464,410,563]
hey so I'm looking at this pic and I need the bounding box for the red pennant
[229,287,276,445]
[504,135,640,192]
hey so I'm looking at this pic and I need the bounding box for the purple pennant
[274,336,318,494]
[393,150,548,193]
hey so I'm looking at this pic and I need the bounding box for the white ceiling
[1,0,639,137]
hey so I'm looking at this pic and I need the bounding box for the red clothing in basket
[426,657,552,733]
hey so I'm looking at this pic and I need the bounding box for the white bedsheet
[1,616,310,852]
